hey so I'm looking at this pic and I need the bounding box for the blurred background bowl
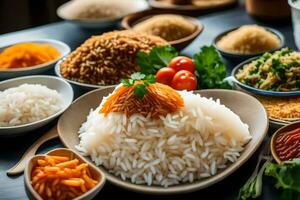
[57,0,149,29]
[213,26,285,62]
[121,10,204,51]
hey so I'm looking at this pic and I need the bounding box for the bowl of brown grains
[55,30,168,90]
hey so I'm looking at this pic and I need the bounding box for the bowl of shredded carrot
[24,148,105,200]
[0,39,70,80]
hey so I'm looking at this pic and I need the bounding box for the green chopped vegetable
[121,72,156,99]
[265,159,300,200]
[193,46,231,89]
[238,161,269,200]
[136,46,178,75]
[238,159,300,200]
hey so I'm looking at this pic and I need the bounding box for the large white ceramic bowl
[57,88,269,194]
[0,75,74,136]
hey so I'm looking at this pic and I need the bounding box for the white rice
[0,84,62,127]
[77,90,251,187]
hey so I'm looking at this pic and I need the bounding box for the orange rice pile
[100,83,184,118]
[0,43,60,69]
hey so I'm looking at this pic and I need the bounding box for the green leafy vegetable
[193,46,231,89]
[238,161,269,200]
[239,159,300,200]
[136,46,178,75]
[136,45,230,90]
[265,159,300,200]
[121,72,156,99]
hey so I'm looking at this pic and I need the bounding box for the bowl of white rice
[0,75,73,136]
[57,85,268,194]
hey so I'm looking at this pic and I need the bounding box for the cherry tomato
[156,67,176,85]
[171,70,197,91]
[168,56,195,73]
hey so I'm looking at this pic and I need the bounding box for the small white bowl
[0,75,74,137]
[0,39,71,80]
[57,0,149,29]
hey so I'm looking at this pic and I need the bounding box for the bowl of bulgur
[122,11,203,50]
[55,30,168,90]
[213,25,284,61]
[255,95,300,128]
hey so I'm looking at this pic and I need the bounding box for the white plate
[0,75,74,137]
[0,39,71,80]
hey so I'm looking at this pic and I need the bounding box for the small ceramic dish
[55,59,117,91]
[0,39,70,80]
[0,75,73,136]
[24,148,106,200]
[56,87,268,194]
[148,0,237,12]
[271,121,300,163]
[121,11,204,50]
[57,0,149,29]
[228,57,300,96]
[213,26,285,61]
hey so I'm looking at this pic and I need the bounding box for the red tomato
[156,67,176,85]
[171,70,197,91]
[168,56,195,73]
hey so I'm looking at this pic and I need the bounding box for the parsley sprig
[121,72,156,99]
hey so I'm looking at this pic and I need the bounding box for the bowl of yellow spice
[0,39,70,80]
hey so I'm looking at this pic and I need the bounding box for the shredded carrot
[100,82,184,118]
[0,42,60,69]
[30,155,99,200]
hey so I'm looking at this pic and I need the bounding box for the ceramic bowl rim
[121,13,204,45]
[271,121,300,164]
[213,26,285,58]
[58,88,269,194]
[24,148,106,200]
[230,56,300,96]
[0,75,74,130]
[0,39,71,72]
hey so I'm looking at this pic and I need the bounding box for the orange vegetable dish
[100,82,184,118]
[31,155,98,200]
[0,43,60,69]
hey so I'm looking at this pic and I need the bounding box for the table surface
[0,4,296,200]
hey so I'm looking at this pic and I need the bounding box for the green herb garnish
[136,45,230,90]
[265,159,300,200]
[239,159,300,200]
[121,72,156,99]
[193,46,231,89]
[136,46,178,75]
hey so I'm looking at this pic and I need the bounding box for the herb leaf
[121,73,156,99]
[134,84,148,99]
[136,46,178,75]
[265,159,300,195]
[193,46,231,89]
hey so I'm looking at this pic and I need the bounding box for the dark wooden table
[0,4,296,200]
